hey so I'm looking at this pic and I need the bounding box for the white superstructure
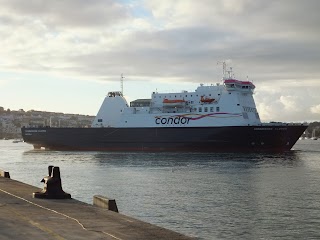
[92,70,261,128]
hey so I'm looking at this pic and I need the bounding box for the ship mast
[120,74,124,95]
[217,61,227,80]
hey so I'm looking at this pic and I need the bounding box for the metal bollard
[33,165,71,199]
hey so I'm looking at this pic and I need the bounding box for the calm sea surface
[1,139,320,239]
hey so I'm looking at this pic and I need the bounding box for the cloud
[279,96,300,112]
[0,0,130,28]
[254,83,320,122]
[1,0,319,83]
[145,0,320,39]
[311,105,320,114]
[0,0,319,121]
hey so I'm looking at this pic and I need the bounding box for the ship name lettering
[25,130,47,133]
[275,128,287,130]
[155,117,190,125]
[253,128,272,131]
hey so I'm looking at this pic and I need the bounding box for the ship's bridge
[223,79,255,93]
[130,99,151,107]
[107,91,123,97]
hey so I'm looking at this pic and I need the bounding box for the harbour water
[1,139,320,239]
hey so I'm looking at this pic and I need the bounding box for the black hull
[21,125,307,152]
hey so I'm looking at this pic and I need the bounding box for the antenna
[217,61,227,79]
[228,67,233,78]
[120,74,124,95]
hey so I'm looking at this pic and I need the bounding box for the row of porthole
[154,94,214,99]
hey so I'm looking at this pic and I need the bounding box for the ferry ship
[21,65,307,152]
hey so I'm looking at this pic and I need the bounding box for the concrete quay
[0,174,194,240]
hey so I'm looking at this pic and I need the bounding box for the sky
[0,0,319,122]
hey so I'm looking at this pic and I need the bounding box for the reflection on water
[1,140,320,239]
[92,151,303,168]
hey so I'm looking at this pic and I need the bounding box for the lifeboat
[163,99,185,103]
[200,96,215,103]
[163,98,186,107]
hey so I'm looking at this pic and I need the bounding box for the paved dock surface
[0,176,194,240]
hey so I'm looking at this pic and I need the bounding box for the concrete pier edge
[0,169,193,239]
[93,195,119,213]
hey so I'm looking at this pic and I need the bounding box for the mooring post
[33,165,71,199]
[0,169,10,178]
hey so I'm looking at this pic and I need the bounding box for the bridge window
[199,107,202,112]
[216,107,220,112]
